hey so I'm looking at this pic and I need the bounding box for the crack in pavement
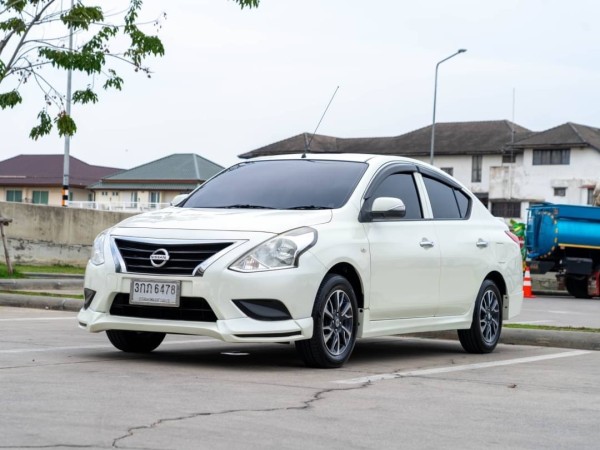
[0,445,101,449]
[111,382,370,448]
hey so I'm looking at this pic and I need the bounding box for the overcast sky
[3,0,600,170]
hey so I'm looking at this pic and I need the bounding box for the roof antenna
[303,85,340,158]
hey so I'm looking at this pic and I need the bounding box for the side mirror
[170,194,189,206]
[370,197,406,220]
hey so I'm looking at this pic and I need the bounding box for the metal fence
[68,201,171,211]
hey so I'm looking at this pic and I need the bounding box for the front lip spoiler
[78,309,314,343]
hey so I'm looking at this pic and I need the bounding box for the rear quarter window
[423,175,471,219]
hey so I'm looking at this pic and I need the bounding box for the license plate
[130,280,180,307]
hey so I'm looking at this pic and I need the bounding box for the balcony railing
[68,201,171,211]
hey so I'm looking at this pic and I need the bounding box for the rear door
[419,170,489,316]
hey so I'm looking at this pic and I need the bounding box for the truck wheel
[565,276,591,299]
[458,280,502,354]
[295,274,358,368]
[106,330,166,353]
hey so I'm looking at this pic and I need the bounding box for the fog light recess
[233,299,292,321]
[83,288,96,310]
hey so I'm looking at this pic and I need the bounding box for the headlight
[90,230,108,266]
[230,227,317,272]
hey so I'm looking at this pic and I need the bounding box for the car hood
[113,207,333,234]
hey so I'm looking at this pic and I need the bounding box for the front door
[363,170,441,319]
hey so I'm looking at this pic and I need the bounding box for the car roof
[247,152,418,165]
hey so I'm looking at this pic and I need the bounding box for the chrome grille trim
[111,237,243,276]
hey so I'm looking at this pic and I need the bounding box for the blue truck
[526,203,600,299]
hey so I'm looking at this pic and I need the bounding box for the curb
[0,293,82,312]
[22,272,84,280]
[410,329,600,352]
[0,278,83,290]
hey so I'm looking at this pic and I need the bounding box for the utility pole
[62,0,74,207]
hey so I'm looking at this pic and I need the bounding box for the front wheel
[295,274,358,368]
[458,280,502,354]
[106,330,166,353]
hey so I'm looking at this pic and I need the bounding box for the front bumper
[78,237,326,343]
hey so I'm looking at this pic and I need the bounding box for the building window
[588,188,595,205]
[440,167,454,176]
[502,152,516,163]
[6,190,23,202]
[491,201,521,218]
[32,190,49,205]
[532,149,570,165]
[130,191,138,207]
[553,187,566,197]
[150,192,161,205]
[471,155,482,182]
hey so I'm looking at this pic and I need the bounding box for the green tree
[0,0,259,139]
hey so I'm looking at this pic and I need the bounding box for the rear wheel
[295,274,358,368]
[458,280,502,354]
[565,275,591,299]
[106,330,166,353]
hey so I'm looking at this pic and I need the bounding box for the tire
[458,280,502,354]
[106,330,166,353]
[565,276,591,299]
[295,274,358,368]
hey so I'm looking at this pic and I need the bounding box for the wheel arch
[327,262,364,310]
[485,270,508,318]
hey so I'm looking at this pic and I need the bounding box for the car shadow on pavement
[78,336,467,370]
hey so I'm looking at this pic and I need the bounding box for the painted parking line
[0,338,212,355]
[548,310,586,315]
[0,317,75,322]
[335,350,592,385]
[509,320,555,325]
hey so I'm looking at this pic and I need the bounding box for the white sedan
[78,154,523,368]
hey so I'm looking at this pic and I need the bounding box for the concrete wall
[0,201,136,267]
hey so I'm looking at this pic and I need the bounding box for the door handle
[476,239,489,248]
[420,238,435,248]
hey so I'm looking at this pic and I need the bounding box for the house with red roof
[0,154,122,207]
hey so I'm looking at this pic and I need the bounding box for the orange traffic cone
[523,266,535,298]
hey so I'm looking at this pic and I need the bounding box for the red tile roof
[0,154,122,188]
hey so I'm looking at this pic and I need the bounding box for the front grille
[110,293,218,322]
[114,238,234,276]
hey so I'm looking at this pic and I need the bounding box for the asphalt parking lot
[1,305,599,450]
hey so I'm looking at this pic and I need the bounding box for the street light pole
[430,48,467,166]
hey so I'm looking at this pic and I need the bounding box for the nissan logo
[149,248,170,268]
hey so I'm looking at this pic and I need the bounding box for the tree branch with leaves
[0,0,259,139]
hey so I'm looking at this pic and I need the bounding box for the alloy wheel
[322,289,354,356]
[479,289,500,344]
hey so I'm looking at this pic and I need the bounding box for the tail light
[505,230,521,246]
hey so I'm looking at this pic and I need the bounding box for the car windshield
[181,159,368,209]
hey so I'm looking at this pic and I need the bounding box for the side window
[454,189,470,218]
[423,176,470,219]
[371,173,423,219]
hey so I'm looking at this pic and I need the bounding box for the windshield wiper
[217,204,275,209]
[286,205,331,210]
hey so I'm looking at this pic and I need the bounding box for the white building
[239,121,600,220]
